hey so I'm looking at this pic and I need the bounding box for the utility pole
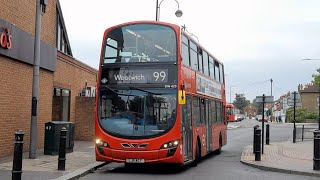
[270,78,273,122]
[30,0,47,159]
[270,78,273,96]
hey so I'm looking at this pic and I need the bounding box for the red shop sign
[0,28,12,49]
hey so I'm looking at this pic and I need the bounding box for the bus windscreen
[103,24,177,64]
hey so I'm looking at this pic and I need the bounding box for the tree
[312,68,320,86]
[233,94,250,114]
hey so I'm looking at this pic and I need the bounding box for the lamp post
[230,86,236,103]
[156,0,183,21]
[29,0,48,159]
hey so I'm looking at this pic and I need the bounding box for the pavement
[241,138,320,177]
[0,141,106,180]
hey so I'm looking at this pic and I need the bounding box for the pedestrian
[278,115,282,123]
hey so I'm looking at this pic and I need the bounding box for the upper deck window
[103,24,177,64]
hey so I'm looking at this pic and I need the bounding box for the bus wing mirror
[178,90,186,105]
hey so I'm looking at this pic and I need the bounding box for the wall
[0,0,57,47]
[0,57,53,157]
[301,93,319,112]
[54,52,97,123]
[74,97,96,141]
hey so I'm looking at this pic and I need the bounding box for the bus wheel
[190,140,200,167]
[215,134,222,155]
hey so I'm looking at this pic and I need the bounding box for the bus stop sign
[255,96,274,103]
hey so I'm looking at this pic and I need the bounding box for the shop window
[52,88,71,121]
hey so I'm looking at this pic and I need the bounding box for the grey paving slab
[241,140,320,177]
[0,141,106,180]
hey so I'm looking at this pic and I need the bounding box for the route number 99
[153,71,166,81]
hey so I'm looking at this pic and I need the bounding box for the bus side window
[193,97,200,126]
[181,35,190,66]
[212,101,217,123]
[200,98,205,125]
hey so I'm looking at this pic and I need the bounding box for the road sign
[289,92,301,100]
[288,102,301,107]
[256,96,274,103]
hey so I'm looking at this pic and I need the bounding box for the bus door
[182,95,192,161]
[206,100,212,153]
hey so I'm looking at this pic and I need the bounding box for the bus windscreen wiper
[129,86,161,95]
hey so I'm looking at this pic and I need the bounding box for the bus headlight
[95,139,109,148]
[161,140,179,149]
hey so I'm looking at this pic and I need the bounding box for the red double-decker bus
[95,21,227,166]
[226,104,235,122]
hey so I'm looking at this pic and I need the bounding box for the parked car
[255,115,267,122]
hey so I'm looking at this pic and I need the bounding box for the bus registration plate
[126,159,145,163]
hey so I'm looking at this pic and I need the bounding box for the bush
[286,108,319,123]
[305,112,318,119]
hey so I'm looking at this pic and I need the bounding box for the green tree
[286,108,319,123]
[233,94,250,114]
[312,68,320,86]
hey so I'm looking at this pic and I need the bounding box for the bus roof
[181,31,223,66]
[102,20,223,66]
[226,104,234,108]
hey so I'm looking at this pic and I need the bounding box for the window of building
[52,87,71,121]
[56,7,72,56]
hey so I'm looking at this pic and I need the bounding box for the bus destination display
[106,68,170,84]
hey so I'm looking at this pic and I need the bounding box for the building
[0,0,97,157]
[244,104,257,119]
[298,83,320,112]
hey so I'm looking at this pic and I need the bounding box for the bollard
[266,124,270,145]
[255,127,261,161]
[302,125,304,141]
[293,127,296,143]
[12,130,24,180]
[314,130,320,170]
[58,127,67,171]
[253,125,259,153]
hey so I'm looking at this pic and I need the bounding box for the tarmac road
[81,119,318,180]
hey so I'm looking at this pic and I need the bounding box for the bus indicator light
[178,90,186,104]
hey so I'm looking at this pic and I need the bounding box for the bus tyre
[190,141,200,167]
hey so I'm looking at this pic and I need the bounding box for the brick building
[298,83,320,112]
[0,0,97,157]
[244,104,257,119]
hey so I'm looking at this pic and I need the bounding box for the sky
[59,0,320,102]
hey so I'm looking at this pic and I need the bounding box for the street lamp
[302,58,320,130]
[302,58,320,61]
[156,0,183,21]
[230,86,236,103]
[29,0,48,159]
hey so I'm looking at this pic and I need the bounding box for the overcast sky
[59,0,320,102]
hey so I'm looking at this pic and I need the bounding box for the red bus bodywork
[95,21,227,165]
[226,104,235,122]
